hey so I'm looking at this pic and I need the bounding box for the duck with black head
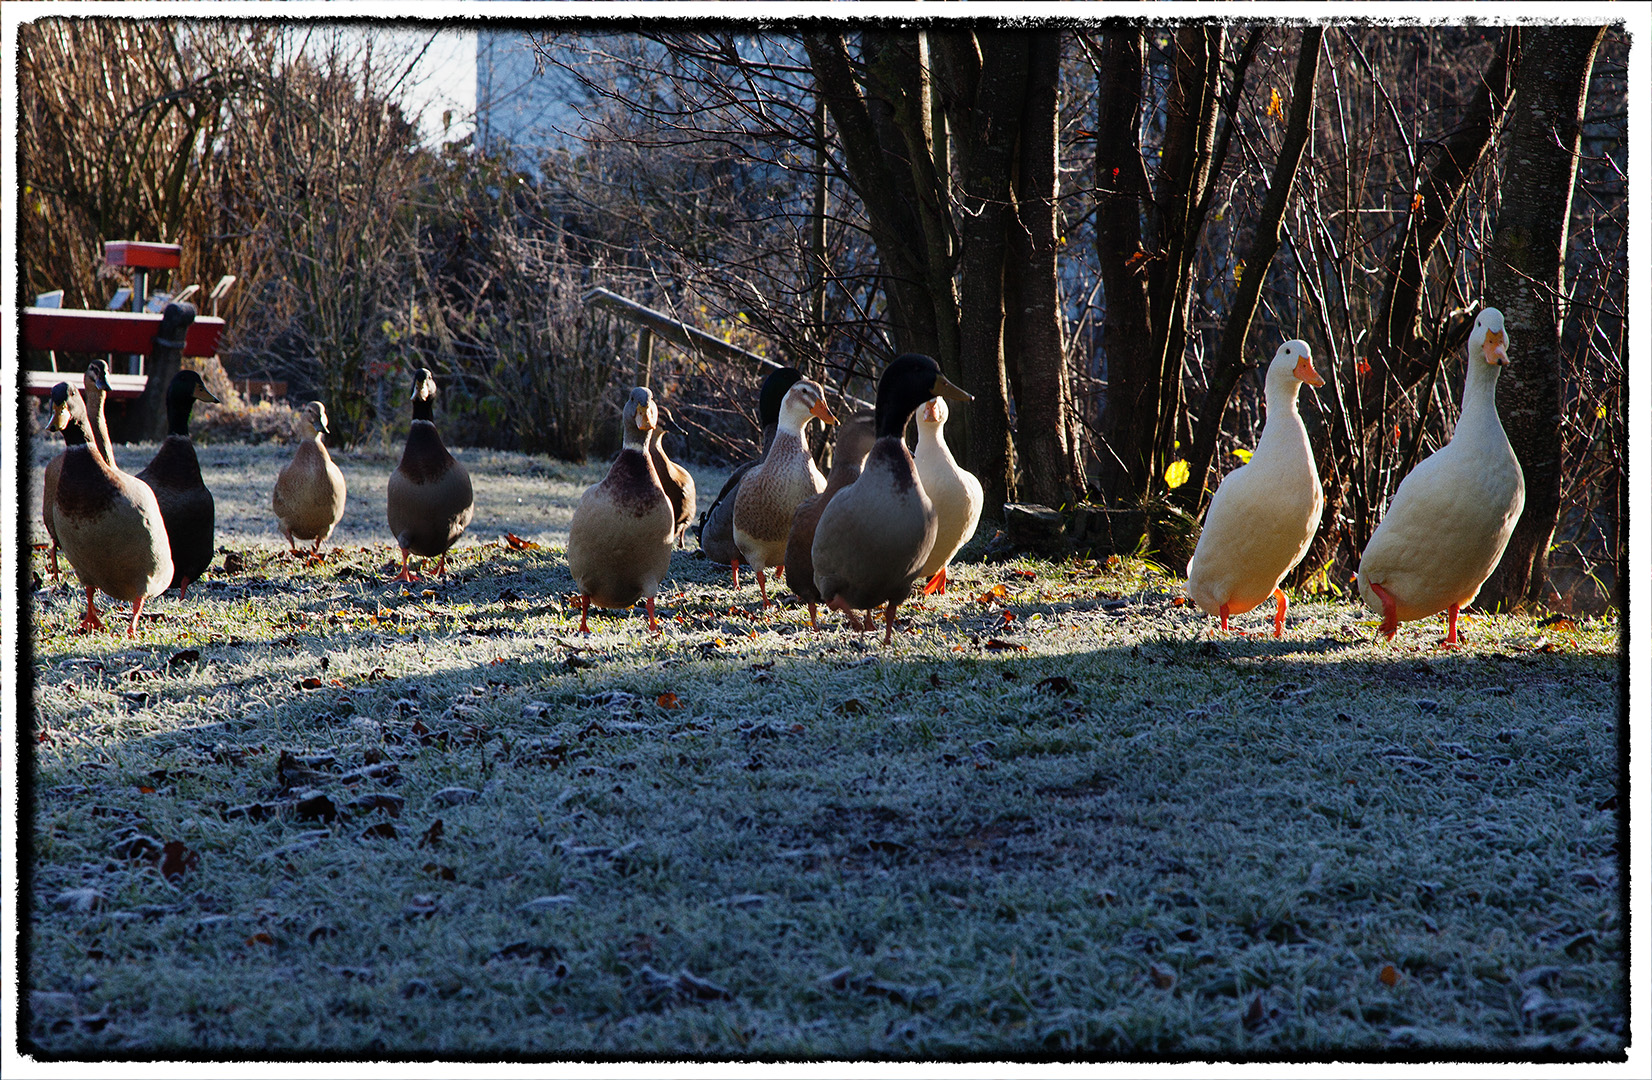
[387,368,474,583]
[137,369,221,597]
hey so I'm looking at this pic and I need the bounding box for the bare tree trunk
[1480,24,1607,607]
[1007,29,1079,510]
[1088,29,1156,501]
[941,32,1028,516]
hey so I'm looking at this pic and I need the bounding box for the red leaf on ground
[657,692,682,710]
[159,840,199,882]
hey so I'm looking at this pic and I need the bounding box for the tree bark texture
[1089,29,1156,501]
[1480,24,1607,607]
[941,32,1028,517]
[1007,29,1080,509]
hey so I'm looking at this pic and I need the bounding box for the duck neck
[622,424,650,454]
[412,397,435,423]
[918,422,955,465]
[84,385,114,462]
[1257,371,1308,455]
[1457,358,1505,438]
[166,389,196,437]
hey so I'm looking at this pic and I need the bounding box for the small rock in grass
[52,888,106,913]
[431,787,479,807]
[520,895,577,912]
[1415,699,1439,713]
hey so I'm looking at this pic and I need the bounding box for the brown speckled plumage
[43,361,115,576]
[47,384,172,635]
[733,379,836,602]
[786,411,875,625]
[810,354,973,643]
[273,402,347,553]
[567,387,676,631]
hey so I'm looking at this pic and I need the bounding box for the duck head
[875,354,971,439]
[778,379,838,433]
[1269,339,1323,388]
[1472,308,1509,367]
[165,370,220,435]
[917,396,953,428]
[758,366,805,430]
[301,401,331,437]
[410,368,440,421]
[621,386,659,449]
[85,359,113,394]
[47,382,89,441]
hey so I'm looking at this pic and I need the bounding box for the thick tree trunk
[1008,30,1079,510]
[1088,29,1156,502]
[1480,24,1606,608]
[943,33,1028,517]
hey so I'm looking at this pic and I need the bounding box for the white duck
[1356,307,1524,646]
[914,395,983,595]
[732,378,837,607]
[1185,339,1324,637]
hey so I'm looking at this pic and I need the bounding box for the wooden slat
[103,240,182,270]
[22,307,224,357]
[23,371,148,399]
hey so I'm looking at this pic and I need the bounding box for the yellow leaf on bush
[1267,88,1284,122]
[1164,460,1190,489]
[1232,448,1253,464]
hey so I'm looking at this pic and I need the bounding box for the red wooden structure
[22,241,226,399]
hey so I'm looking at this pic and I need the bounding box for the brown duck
[695,365,801,583]
[136,369,219,597]
[649,406,696,547]
[272,401,347,558]
[387,368,474,582]
[566,387,677,635]
[785,410,876,629]
[732,378,837,607]
[42,360,116,580]
[46,382,173,636]
[811,354,972,644]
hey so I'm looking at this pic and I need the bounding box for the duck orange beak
[1293,355,1324,387]
[921,399,943,423]
[1482,329,1508,366]
[635,402,659,431]
[810,399,838,425]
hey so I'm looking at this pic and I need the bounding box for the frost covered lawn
[23,439,1623,1059]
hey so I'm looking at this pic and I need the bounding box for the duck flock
[38,308,1524,650]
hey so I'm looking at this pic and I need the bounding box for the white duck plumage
[1356,307,1524,646]
[1186,339,1325,636]
[914,395,983,596]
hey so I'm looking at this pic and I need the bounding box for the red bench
[22,240,226,399]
